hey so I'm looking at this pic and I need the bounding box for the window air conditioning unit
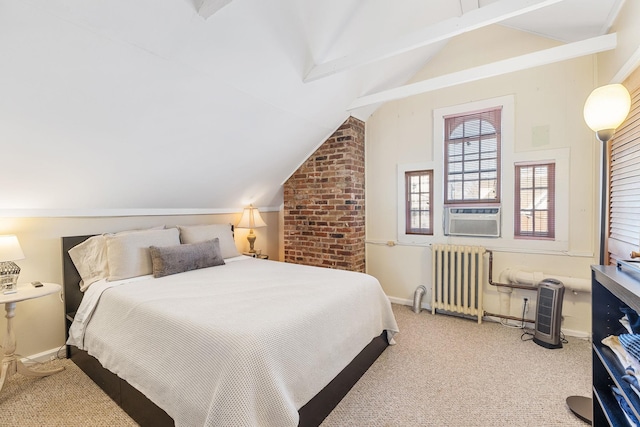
[444,207,501,237]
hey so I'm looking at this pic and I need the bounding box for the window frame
[432,96,570,253]
[405,170,434,235]
[444,107,502,205]
[514,161,556,240]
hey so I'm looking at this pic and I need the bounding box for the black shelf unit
[592,264,640,426]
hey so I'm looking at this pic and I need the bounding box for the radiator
[431,244,486,324]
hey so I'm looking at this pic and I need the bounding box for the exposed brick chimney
[283,117,365,272]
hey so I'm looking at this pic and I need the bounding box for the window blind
[514,162,555,239]
[405,170,433,235]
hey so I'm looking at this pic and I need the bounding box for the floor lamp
[566,83,631,424]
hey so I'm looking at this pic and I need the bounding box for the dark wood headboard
[62,235,94,316]
[61,226,234,316]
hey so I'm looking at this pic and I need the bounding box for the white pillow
[106,228,180,281]
[68,235,109,292]
[68,226,166,291]
[178,224,240,259]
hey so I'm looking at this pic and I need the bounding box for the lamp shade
[236,205,266,229]
[0,235,24,262]
[583,83,631,133]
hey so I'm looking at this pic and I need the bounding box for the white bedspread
[67,257,398,427]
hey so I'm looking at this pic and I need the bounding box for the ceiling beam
[348,33,617,110]
[459,0,480,14]
[195,0,232,19]
[611,44,640,84]
[304,0,565,83]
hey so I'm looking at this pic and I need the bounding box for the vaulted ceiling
[0,0,624,214]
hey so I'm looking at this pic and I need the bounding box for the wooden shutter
[607,77,640,264]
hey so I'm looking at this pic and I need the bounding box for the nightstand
[243,252,269,260]
[0,282,65,393]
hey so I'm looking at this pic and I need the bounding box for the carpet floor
[321,305,591,426]
[0,304,591,426]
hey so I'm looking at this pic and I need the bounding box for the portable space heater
[533,278,565,349]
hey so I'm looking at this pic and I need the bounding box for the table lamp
[0,235,25,294]
[236,205,266,253]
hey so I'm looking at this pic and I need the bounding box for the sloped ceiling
[0,0,623,215]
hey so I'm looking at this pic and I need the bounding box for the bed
[62,225,398,427]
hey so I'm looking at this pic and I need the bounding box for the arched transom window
[444,107,501,204]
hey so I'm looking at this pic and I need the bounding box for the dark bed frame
[62,235,389,427]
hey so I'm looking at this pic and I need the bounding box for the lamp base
[566,396,592,424]
[0,261,20,294]
[0,273,18,294]
[247,233,257,253]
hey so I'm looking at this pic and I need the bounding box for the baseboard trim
[388,296,431,311]
[560,328,591,340]
[388,296,590,340]
[22,347,64,364]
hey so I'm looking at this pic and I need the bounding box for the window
[514,162,555,239]
[444,108,501,204]
[405,170,433,235]
[434,96,568,250]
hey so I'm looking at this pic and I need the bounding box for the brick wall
[283,117,365,272]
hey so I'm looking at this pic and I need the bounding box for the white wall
[598,0,640,84]
[0,211,280,359]
[364,25,599,336]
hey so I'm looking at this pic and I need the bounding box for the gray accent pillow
[149,238,225,278]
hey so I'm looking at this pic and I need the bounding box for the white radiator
[431,244,486,324]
